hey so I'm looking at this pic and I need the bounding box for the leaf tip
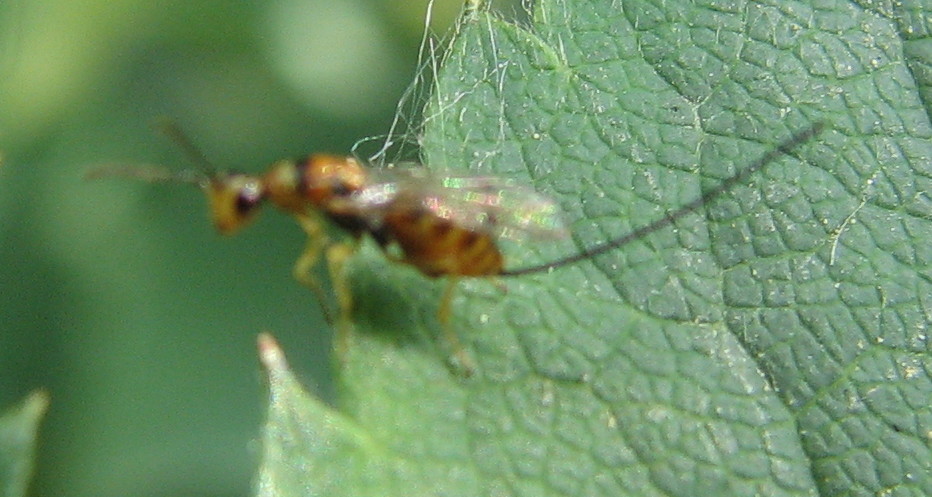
[257,332,290,374]
[23,390,50,418]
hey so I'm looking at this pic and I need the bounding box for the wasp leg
[292,214,335,324]
[438,277,477,376]
[325,242,356,359]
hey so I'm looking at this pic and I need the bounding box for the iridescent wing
[351,166,568,240]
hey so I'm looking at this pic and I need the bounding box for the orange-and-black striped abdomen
[381,205,503,278]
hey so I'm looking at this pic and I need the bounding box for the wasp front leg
[292,213,336,324]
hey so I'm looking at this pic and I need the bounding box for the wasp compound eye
[235,180,263,215]
[206,174,266,235]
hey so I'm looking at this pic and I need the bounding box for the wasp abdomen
[382,206,503,277]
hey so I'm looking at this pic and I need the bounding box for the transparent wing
[352,167,568,240]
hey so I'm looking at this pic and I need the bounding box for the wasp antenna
[501,121,826,277]
[153,119,217,176]
[85,163,207,186]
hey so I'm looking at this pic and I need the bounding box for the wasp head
[205,173,265,235]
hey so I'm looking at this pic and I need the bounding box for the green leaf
[257,0,932,496]
[0,391,48,497]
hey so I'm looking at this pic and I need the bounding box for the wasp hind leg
[438,277,477,376]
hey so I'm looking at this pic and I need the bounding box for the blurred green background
[0,0,492,495]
